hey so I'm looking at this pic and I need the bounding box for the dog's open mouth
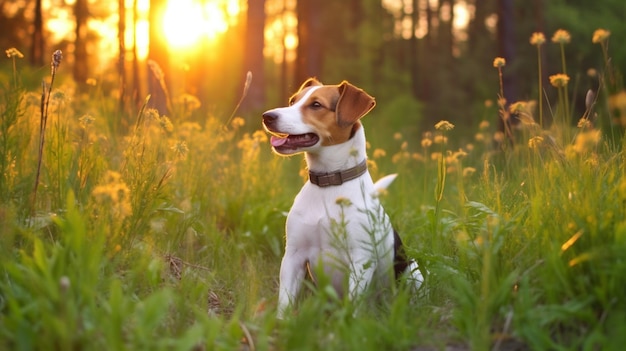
[270,133,319,150]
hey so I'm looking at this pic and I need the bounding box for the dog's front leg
[277,253,307,318]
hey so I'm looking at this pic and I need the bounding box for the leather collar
[309,159,368,187]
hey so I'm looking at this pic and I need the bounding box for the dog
[262,78,423,318]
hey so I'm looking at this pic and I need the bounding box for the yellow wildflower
[452,149,468,161]
[335,197,352,207]
[421,138,433,148]
[159,116,174,132]
[231,116,245,128]
[144,108,160,122]
[435,120,455,131]
[528,136,544,149]
[462,167,476,177]
[373,148,386,158]
[479,120,490,130]
[493,57,506,68]
[91,171,132,219]
[79,114,95,129]
[587,68,597,77]
[509,101,537,125]
[592,29,610,44]
[391,151,410,164]
[551,29,571,44]
[393,132,403,140]
[530,32,546,46]
[411,153,424,162]
[577,118,591,129]
[493,131,505,144]
[549,73,570,88]
[5,48,24,58]
[434,135,448,144]
[572,130,601,154]
[170,140,189,159]
[509,101,527,114]
[252,130,268,143]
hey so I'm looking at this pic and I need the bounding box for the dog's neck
[305,124,367,174]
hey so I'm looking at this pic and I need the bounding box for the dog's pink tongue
[271,136,288,147]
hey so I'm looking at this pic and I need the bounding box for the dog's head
[262,78,376,155]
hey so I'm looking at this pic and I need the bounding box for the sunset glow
[163,0,235,49]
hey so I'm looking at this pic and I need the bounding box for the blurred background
[1,0,625,137]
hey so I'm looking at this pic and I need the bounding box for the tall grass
[2,27,626,350]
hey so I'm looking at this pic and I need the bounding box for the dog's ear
[336,81,376,127]
[298,77,323,91]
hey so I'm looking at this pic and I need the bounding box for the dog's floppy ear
[336,81,376,127]
[298,77,323,92]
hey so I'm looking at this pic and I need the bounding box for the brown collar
[309,159,368,187]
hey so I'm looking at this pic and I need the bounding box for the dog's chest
[285,179,384,251]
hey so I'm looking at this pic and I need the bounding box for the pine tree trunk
[242,0,266,112]
[31,0,44,66]
[148,0,169,115]
[73,0,89,84]
[295,0,323,85]
[118,0,126,114]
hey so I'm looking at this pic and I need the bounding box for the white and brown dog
[262,78,423,317]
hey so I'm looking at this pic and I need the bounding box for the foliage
[2,26,626,350]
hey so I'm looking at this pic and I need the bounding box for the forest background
[3,0,625,135]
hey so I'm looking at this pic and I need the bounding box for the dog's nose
[262,111,278,127]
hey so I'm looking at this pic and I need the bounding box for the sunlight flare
[163,0,231,49]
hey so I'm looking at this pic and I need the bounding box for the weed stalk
[32,50,62,216]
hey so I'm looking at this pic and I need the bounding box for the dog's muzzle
[262,111,319,152]
[262,111,279,130]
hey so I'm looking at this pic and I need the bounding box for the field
[2,30,626,350]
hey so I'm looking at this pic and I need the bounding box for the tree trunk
[118,0,126,114]
[279,0,288,100]
[410,0,419,98]
[31,0,44,66]
[148,0,169,115]
[497,0,517,132]
[73,0,89,84]
[294,0,323,86]
[132,0,141,107]
[241,0,266,113]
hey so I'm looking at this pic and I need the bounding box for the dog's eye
[310,101,323,109]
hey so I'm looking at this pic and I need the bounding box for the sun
[162,0,237,49]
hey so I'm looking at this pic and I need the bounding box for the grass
[1,28,626,350]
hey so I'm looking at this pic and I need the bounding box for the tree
[31,0,44,66]
[148,0,169,115]
[74,0,89,84]
[241,0,266,112]
[294,0,323,85]
[132,0,141,107]
[118,0,127,114]
[496,0,517,134]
